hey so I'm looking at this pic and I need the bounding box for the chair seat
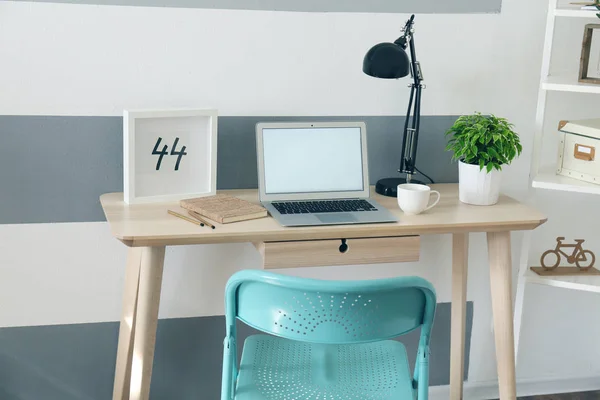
[235,335,415,400]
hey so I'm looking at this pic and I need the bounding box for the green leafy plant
[596,0,600,19]
[445,112,523,173]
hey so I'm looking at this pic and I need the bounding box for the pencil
[188,210,216,229]
[186,210,205,226]
[168,210,203,227]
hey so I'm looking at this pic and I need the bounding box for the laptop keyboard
[271,199,378,215]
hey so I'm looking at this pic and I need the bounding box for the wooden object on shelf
[579,24,600,84]
[539,237,596,270]
[531,266,600,276]
[180,194,267,224]
[557,119,600,185]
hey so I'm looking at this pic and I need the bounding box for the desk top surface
[100,184,547,247]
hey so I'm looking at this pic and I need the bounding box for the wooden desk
[101,184,546,400]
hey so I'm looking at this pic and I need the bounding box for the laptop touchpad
[316,213,357,224]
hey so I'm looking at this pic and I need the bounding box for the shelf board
[542,75,600,94]
[525,268,600,294]
[532,169,600,195]
[554,6,599,18]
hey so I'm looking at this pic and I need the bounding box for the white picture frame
[123,109,218,204]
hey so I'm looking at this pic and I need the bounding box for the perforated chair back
[221,270,436,400]
[228,271,434,344]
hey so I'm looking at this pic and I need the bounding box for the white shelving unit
[533,167,600,194]
[513,0,600,356]
[524,268,600,294]
[542,75,600,94]
[554,5,600,18]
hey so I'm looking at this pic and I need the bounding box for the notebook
[180,194,268,224]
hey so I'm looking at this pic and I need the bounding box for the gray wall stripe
[22,0,502,14]
[0,115,458,225]
[0,302,473,399]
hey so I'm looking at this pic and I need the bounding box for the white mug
[397,184,441,215]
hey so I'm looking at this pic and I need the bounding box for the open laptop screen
[262,127,364,195]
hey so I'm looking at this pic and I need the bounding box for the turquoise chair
[221,270,437,400]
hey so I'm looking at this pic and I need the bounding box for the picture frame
[579,24,600,84]
[124,109,218,204]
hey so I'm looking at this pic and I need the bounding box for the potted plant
[445,113,522,206]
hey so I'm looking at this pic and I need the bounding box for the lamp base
[375,177,423,197]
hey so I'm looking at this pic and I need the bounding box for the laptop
[256,121,398,227]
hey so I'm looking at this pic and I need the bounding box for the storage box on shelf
[556,118,600,185]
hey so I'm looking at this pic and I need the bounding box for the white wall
[2,0,600,396]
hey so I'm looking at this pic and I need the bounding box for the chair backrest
[225,270,436,344]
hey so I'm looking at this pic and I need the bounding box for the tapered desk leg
[113,248,142,400]
[450,233,469,400]
[129,246,166,400]
[487,232,517,400]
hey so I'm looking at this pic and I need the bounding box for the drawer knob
[339,239,349,254]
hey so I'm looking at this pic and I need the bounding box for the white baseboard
[429,375,600,399]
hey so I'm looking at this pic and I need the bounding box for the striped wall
[0,115,458,224]
[0,308,473,399]
[19,0,503,13]
[4,1,600,400]
[0,108,465,399]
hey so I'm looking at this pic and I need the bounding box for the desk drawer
[254,236,419,269]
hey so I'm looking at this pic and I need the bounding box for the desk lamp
[363,14,426,197]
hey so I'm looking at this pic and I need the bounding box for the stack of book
[180,194,268,224]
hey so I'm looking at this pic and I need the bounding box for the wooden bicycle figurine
[541,237,596,271]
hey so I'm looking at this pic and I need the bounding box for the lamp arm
[410,84,422,175]
[399,82,415,176]
[400,25,423,181]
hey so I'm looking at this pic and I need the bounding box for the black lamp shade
[362,43,410,79]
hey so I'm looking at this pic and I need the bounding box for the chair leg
[417,347,430,400]
[221,338,232,400]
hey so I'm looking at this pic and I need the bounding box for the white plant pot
[458,160,502,206]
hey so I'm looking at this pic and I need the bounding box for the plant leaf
[444,111,522,168]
